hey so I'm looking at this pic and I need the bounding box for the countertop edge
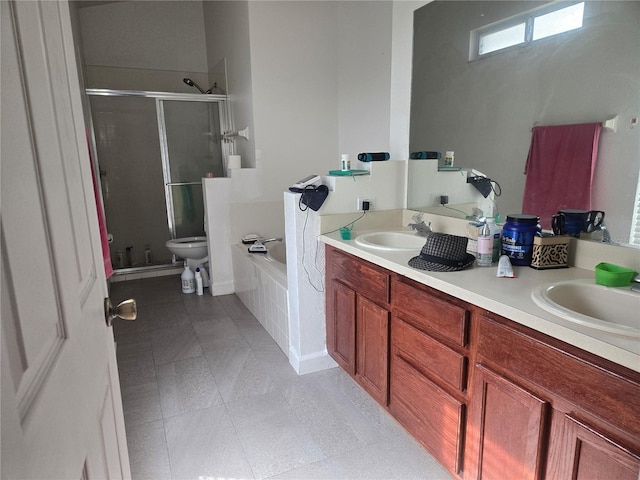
[320,231,640,373]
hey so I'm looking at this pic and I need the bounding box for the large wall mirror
[409,1,639,244]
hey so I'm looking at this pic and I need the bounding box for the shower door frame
[85,88,230,271]
[155,96,228,241]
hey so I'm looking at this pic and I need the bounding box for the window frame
[470,1,585,61]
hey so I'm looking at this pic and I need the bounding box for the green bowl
[594,262,637,287]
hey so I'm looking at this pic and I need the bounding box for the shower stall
[86,89,229,273]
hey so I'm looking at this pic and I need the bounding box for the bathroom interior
[72,0,640,371]
[69,0,640,477]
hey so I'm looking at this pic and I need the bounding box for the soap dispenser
[476,223,493,267]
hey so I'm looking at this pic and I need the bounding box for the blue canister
[501,214,541,266]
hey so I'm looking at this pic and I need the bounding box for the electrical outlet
[357,197,375,211]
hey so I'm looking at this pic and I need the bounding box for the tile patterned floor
[111,276,452,480]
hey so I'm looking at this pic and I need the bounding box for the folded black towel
[357,152,390,162]
[410,151,441,159]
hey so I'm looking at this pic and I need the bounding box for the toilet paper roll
[228,155,241,169]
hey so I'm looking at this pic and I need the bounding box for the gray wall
[411,1,640,241]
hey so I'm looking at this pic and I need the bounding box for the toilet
[166,236,210,286]
[166,236,208,260]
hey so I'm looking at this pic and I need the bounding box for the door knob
[104,297,137,327]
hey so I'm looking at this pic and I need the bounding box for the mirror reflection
[409,1,639,244]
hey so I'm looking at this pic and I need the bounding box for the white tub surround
[202,172,285,296]
[284,192,335,375]
[284,161,408,375]
[203,177,234,295]
[320,228,640,373]
[232,244,289,355]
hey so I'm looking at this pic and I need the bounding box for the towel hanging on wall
[523,122,601,230]
[87,135,113,279]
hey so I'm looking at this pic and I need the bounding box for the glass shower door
[90,95,173,267]
[160,100,224,239]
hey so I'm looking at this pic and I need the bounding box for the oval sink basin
[354,231,425,252]
[531,279,640,337]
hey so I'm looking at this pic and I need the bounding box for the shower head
[183,78,207,94]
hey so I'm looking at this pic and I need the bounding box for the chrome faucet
[408,212,433,237]
[261,237,283,244]
[407,221,432,237]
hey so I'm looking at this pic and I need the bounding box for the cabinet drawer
[330,248,389,304]
[392,315,467,392]
[392,278,468,346]
[478,314,640,441]
[389,355,465,474]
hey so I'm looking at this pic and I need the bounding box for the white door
[1,1,131,479]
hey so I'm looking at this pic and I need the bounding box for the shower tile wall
[91,95,172,267]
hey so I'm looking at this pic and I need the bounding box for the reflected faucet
[600,223,611,243]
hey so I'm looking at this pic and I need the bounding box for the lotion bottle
[476,223,493,267]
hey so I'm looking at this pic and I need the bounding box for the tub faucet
[261,237,283,244]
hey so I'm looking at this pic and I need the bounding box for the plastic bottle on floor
[181,264,195,294]
[195,268,203,296]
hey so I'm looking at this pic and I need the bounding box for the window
[472,2,585,60]
[479,23,526,56]
[533,2,584,41]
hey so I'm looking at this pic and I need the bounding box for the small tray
[328,169,369,176]
[595,262,637,287]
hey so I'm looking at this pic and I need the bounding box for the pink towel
[523,123,601,230]
[88,140,113,279]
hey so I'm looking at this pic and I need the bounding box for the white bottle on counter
[486,217,502,263]
[476,223,493,267]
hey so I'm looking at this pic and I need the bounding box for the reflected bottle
[144,244,153,265]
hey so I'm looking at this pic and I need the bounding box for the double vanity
[320,226,640,479]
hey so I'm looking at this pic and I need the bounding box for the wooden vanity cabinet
[465,363,550,480]
[466,313,640,480]
[325,246,640,480]
[325,246,390,405]
[389,276,471,476]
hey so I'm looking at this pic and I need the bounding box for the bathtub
[231,241,289,355]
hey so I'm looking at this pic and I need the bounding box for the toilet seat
[166,236,208,259]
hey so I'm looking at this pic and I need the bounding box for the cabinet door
[467,365,549,480]
[356,296,389,405]
[326,279,356,374]
[551,415,640,480]
[389,355,465,474]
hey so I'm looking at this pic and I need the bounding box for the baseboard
[209,280,235,296]
[288,347,338,375]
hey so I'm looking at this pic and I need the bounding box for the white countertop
[320,229,640,373]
